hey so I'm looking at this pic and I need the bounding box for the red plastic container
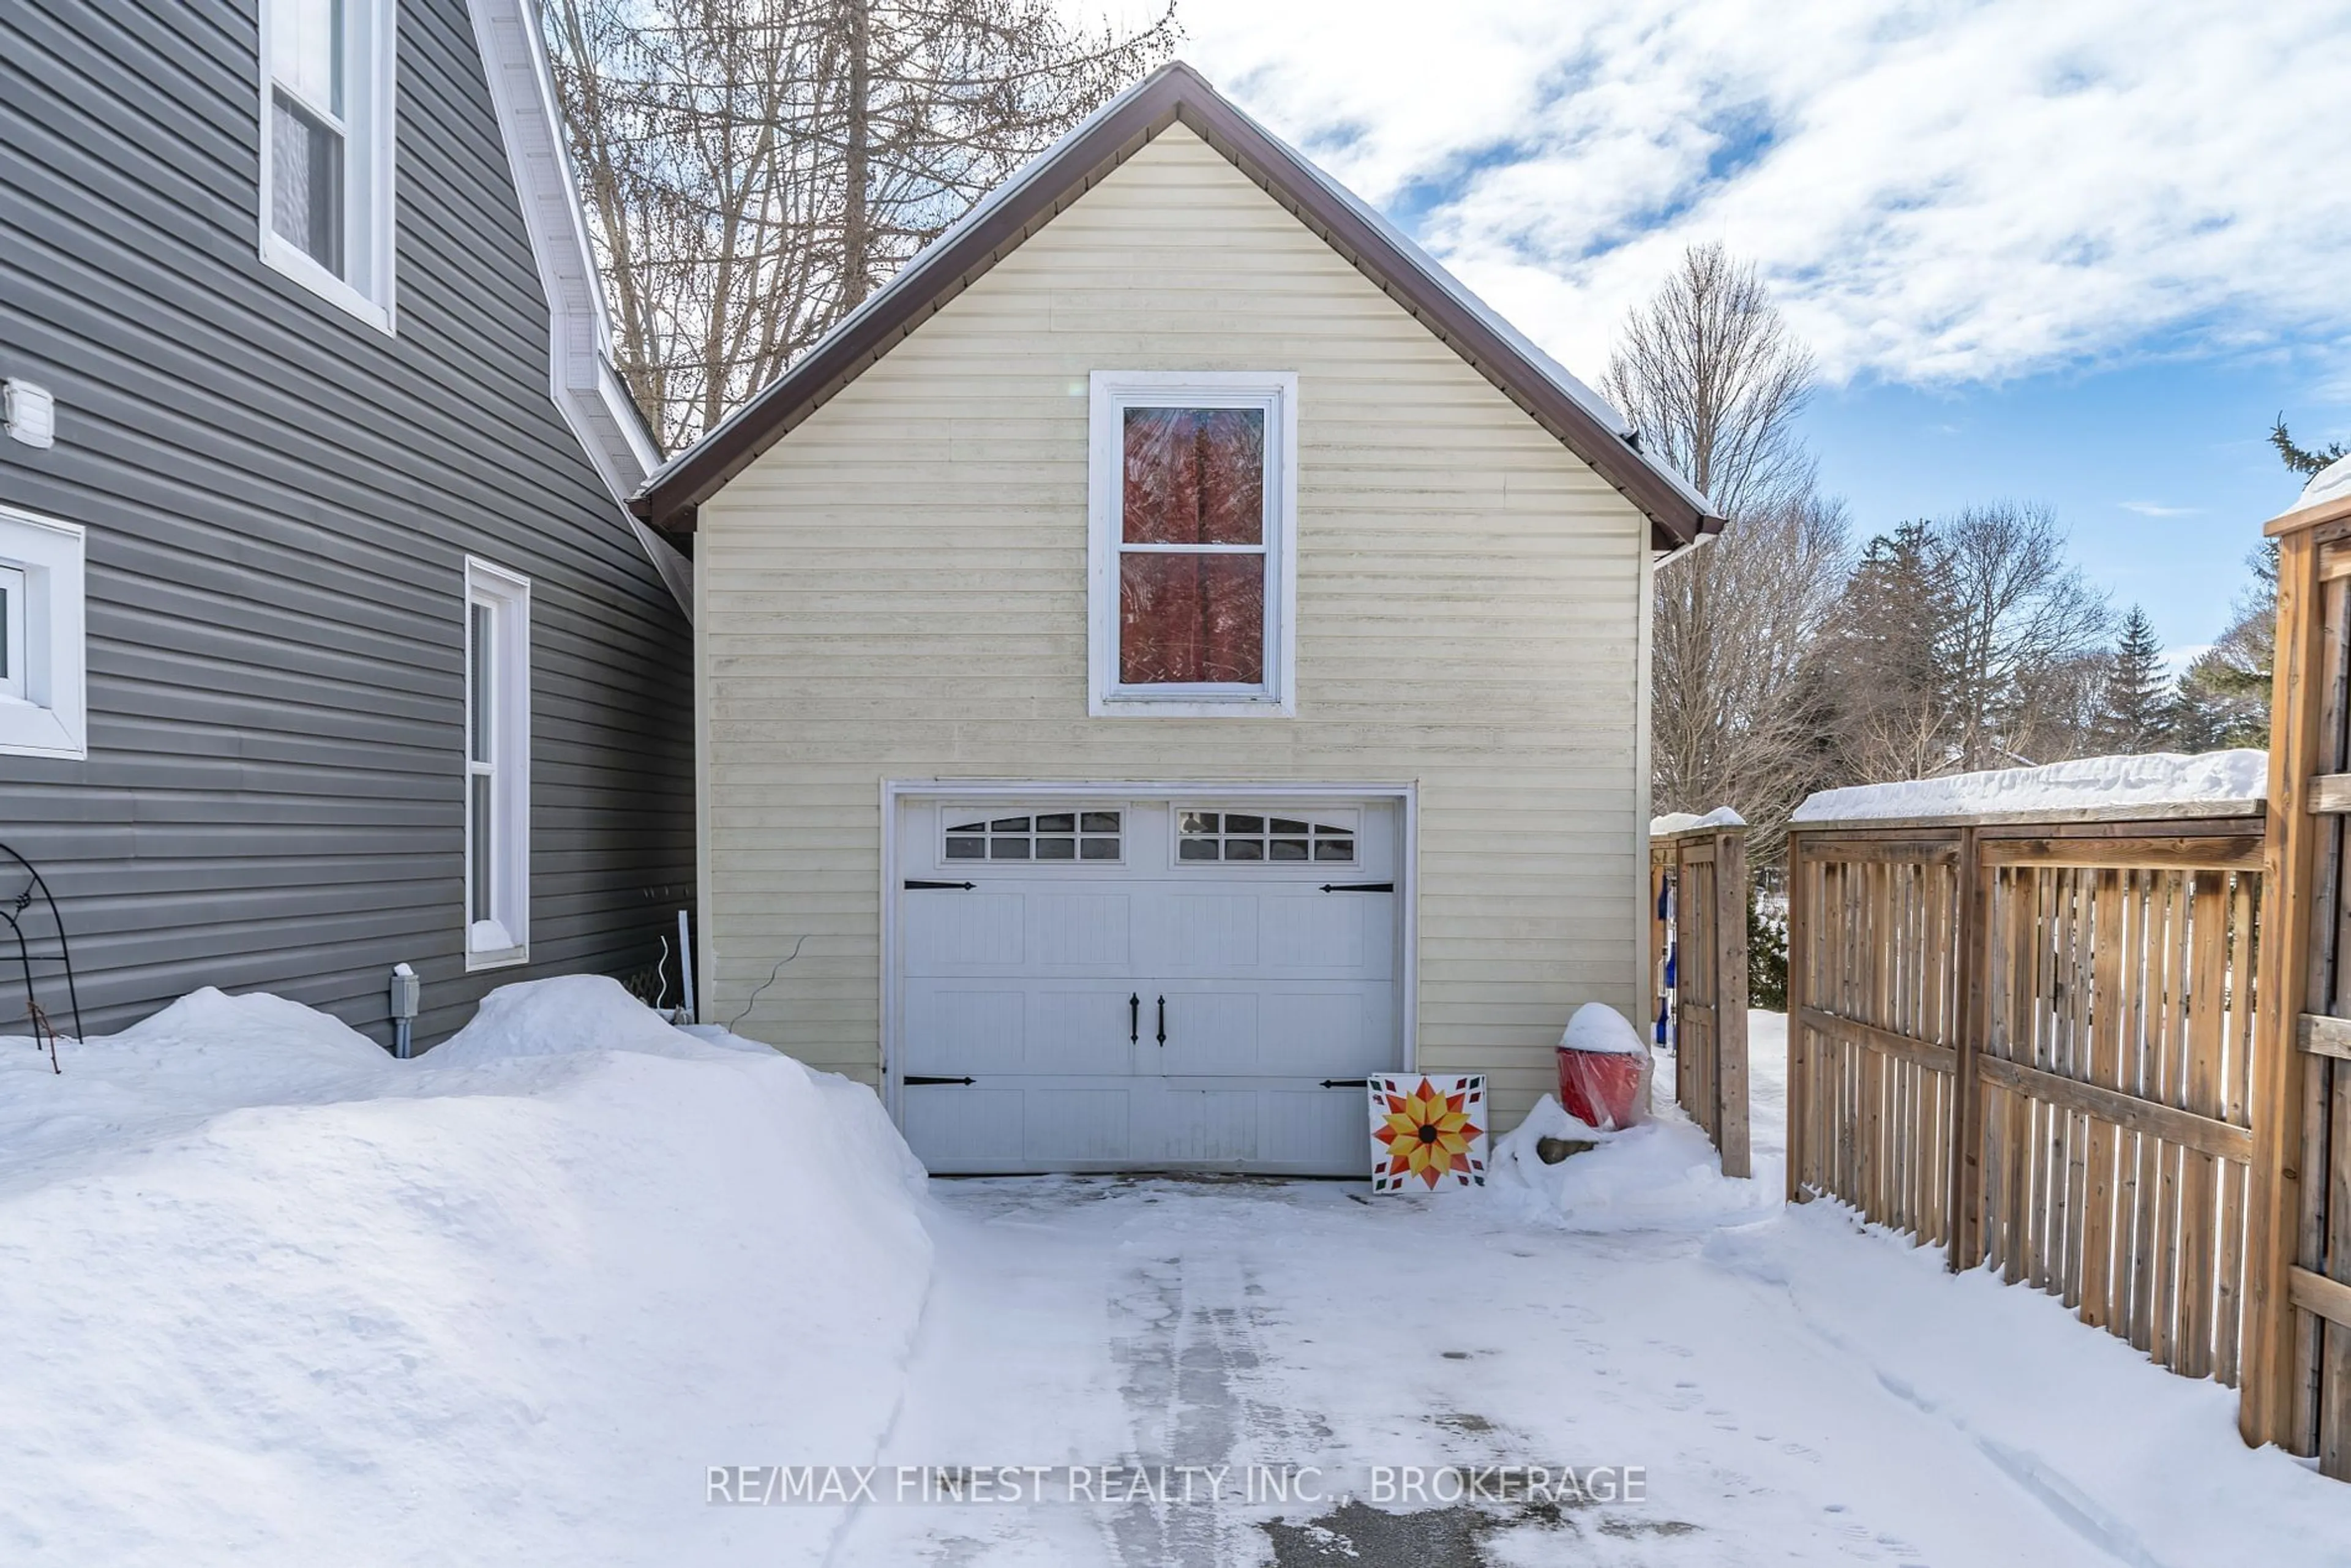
[1556,1046,1651,1131]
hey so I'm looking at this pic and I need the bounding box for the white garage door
[894,795,1403,1174]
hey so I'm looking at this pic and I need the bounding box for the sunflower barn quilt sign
[1368,1075,1488,1192]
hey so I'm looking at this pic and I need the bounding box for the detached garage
[631,62,1720,1174]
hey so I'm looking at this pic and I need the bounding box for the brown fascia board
[631,63,1720,550]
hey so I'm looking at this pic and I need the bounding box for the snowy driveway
[831,1176,2060,1567]
[829,1106,2345,1566]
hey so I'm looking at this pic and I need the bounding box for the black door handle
[1157,995,1166,1046]
[1129,992,1139,1044]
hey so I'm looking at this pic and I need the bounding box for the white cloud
[2119,501,2201,517]
[1133,0,2351,390]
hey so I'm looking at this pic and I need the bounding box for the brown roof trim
[631,62,1720,550]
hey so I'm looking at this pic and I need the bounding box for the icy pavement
[831,1177,2072,1566]
[832,1021,2346,1567]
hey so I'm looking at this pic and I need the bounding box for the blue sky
[1148,0,2351,661]
[1805,361,2344,660]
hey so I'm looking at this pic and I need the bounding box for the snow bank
[1791,749,2266,827]
[0,980,934,1565]
[1651,805,1745,835]
[0,987,397,1196]
[1559,1000,1648,1056]
[429,973,756,1064]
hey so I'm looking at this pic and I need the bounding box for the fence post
[2244,526,2325,1451]
[1787,830,1809,1203]
[1714,827,1751,1179]
[1949,825,1985,1272]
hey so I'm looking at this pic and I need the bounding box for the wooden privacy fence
[1787,806,2266,1389]
[2249,490,2351,1477]
[1649,816,1749,1177]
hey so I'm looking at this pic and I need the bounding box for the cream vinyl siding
[696,124,1648,1122]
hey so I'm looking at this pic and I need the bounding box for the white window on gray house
[0,506,88,761]
[260,0,397,331]
[463,560,530,968]
[1087,372,1299,718]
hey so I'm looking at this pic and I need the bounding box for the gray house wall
[0,0,694,1046]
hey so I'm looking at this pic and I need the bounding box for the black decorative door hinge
[1319,882,1393,893]
[904,1074,977,1086]
[1321,1078,1370,1089]
[904,879,977,891]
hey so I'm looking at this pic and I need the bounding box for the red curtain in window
[1120,408,1266,685]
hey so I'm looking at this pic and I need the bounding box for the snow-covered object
[1488,1094,1775,1233]
[0,981,933,1563]
[1559,1000,1649,1056]
[1553,1003,1653,1129]
[1791,749,2266,827]
[2287,450,2351,516]
[1651,805,1746,836]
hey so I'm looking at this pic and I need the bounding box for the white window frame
[257,0,399,334]
[0,505,88,761]
[463,558,530,969]
[1087,370,1299,718]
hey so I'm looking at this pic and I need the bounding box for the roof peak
[631,62,1717,548]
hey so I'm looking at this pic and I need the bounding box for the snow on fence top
[1790,749,2268,830]
[1650,806,1746,837]
[2283,450,2351,519]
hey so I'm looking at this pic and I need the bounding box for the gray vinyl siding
[0,0,694,1046]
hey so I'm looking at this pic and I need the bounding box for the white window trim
[0,505,88,762]
[1087,370,1299,718]
[463,558,531,970]
[0,564,24,705]
[257,0,400,334]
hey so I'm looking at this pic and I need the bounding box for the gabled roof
[629,61,1722,549]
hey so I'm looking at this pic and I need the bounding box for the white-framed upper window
[1088,371,1299,718]
[259,0,397,332]
[463,558,530,969]
[0,506,88,762]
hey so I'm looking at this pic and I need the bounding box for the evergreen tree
[2172,416,2344,749]
[2098,606,2173,752]
[1828,521,1959,778]
[2272,415,2349,477]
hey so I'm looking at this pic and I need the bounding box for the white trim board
[465,0,693,620]
[877,779,1418,1128]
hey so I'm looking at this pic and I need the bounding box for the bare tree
[1829,506,2111,777]
[1937,503,2110,768]
[543,0,1178,448]
[1647,494,1850,865]
[1604,243,1818,523]
[1608,244,1844,861]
